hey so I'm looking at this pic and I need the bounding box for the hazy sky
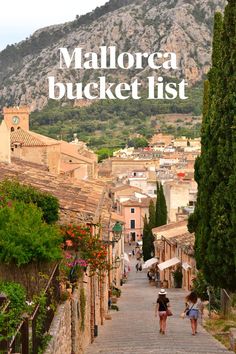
[0,0,107,51]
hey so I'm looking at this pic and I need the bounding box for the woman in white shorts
[155,288,171,335]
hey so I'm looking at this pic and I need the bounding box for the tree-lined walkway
[85,257,233,354]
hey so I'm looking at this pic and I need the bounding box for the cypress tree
[189,5,236,291]
[142,214,154,261]
[159,184,167,226]
[155,181,167,227]
[148,199,156,229]
[143,182,168,261]
[155,181,160,225]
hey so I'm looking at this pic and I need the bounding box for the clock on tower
[3,106,30,131]
[12,116,20,125]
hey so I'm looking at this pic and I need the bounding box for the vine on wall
[79,287,86,332]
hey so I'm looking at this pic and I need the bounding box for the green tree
[0,179,59,224]
[155,181,167,226]
[0,201,62,266]
[155,181,160,226]
[96,148,114,162]
[189,7,236,291]
[148,199,156,229]
[142,214,154,262]
[127,137,149,148]
[0,281,28,340]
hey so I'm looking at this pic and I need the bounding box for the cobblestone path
[85,255,233,354]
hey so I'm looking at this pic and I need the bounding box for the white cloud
[0,0,107,50]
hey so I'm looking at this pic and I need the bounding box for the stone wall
[44,272,110,354]
[11,144,61,174]
[71,284,92,354]
[44,300,72,354]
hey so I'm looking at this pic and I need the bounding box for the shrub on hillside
[0,201,62,266]
[0,179,59,224]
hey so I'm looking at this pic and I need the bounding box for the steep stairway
[85,256,233,354]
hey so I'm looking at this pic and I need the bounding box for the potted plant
[111,288,121,298]
[110,287,121,303]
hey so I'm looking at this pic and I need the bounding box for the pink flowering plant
[61,224,110,277]
[61,251,88,283]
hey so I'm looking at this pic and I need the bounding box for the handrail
[5,262,60,354]
[222,288,231,301]
[30,262,59,320]
[8,318,25,350]
[0,300,11,313]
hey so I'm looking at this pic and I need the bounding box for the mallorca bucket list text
[48,46,188,100]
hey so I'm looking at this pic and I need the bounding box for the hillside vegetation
[30,84,203,149]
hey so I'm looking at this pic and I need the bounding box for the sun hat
[158,288,167,295]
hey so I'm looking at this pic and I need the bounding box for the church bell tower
[3,106,30,131]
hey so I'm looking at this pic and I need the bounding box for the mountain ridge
[0,0,227,111]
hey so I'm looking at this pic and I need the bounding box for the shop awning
[182,262,191,271]
[158,257,180,271]
[143,257,159,269]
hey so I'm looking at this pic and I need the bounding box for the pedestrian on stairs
[155,288,170,335]
[185,291,203,335]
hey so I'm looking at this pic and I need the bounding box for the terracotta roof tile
[60,161,82,173]
[153,220,195,253]
[28,131,59,145]
[168,232,195,248]
[0,158,110,226]
[152,220,187,235]
[121,198,151,207]
[111,212,125,223]
[60,140,94,164]
[11,129,48,146]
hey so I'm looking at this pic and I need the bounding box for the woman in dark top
[155,288,170,334]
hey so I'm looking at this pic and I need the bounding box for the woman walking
[185,291,203,335]
[155,288,170,334]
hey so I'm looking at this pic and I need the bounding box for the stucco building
[110,184,151,243]
[153,221,196,291]
[163,179,197,222]
[1,106,98,180]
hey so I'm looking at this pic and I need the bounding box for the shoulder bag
[185,303,194,316]
[162,300,173,316]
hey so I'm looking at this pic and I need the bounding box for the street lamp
[112,256,121,269]
[102,222,123,246]
[112,222,123,243]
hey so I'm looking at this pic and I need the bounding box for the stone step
[86,349,231,354]
[85,252,234,354]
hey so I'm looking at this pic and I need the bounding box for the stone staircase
[85,256,233,354]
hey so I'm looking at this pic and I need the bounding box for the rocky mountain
[0,0,226,111]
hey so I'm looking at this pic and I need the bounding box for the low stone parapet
[44,300,71,354]
[229,328,236,351]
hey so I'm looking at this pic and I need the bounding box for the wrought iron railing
[0,263,60,354]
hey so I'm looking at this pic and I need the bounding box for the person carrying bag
[185,291,203,335]
[154,288,172,335]
[180,303,194,318]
